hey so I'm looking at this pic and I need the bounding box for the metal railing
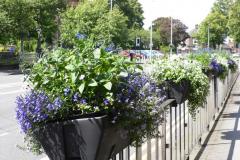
[111,70,238,160]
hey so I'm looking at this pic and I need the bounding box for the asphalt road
[0,69,45,160]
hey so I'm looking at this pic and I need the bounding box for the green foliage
[188,52,212,73]
[228,0,240,43]
[0,0,66,46]
[23,39,167,151]
[28,39,135,116]
[115,0,144,29]
[197,11,228,48]
[152,57,210,115]
[160,45,170,55]
[128,29,160,49]
[0,9,12,44]
[60,0,128,48]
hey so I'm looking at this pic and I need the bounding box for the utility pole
[170,17,173,56]
[150,22,153,60]
[208,25,210,50]
[110,0,113,11]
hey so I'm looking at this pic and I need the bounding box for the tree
[152,17,189,49]
[0,10,12,44]
[228,0,240,43]
[197,11,228,48]
[196,0,231,48]
[212,0,233,16]
[30,0,67,57]
[0,0,67,55]
[114,0,144,29]
[60,0,128,48]
[0,0,34,52]
[128,29,160,49]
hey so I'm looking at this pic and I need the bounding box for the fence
[111,70,239,160]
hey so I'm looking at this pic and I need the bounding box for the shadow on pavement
[0,68,22,75]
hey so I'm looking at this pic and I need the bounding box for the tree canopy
[60,0,128,48]
[152,17,189,48]
[115,0,144,29]
[228,0,240,43]
[197,11,228,48]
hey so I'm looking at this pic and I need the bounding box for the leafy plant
[152,57,210,115]
[16,39,167,153]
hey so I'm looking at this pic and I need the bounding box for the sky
[138,0,216,31]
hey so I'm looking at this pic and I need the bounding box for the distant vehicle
[119,50,143,59]
[140,50,163,58]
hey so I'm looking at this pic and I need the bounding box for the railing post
[161,110,167,160]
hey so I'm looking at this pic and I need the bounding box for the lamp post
[150,22,153,60]
[170,16,173,56]
[110,0,113,11]
[208,24,210,50]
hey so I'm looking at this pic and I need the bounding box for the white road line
[0,90,24,95]
[0,82,23,89]
[0,132,9,137]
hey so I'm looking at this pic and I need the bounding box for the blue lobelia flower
[64,87,71,96]
[16,90,63,133]
[73,92,80,102]
[76,33,86,40]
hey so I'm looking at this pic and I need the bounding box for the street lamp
[110,0,113,11]
[150,22,153,60]
[208,24,210,50]
[170,16,173,56]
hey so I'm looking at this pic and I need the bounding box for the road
[0,69,45,160]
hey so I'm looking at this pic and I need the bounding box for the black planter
[167,80,190,104]
[34,115,130,160]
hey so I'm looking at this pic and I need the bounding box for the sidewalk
[195,75,240,160]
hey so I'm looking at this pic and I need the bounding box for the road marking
[0,82,23,89]
[40,157,49,160]
[0,90,24,95]
[0,132,9,137]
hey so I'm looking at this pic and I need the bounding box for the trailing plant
[188,52,212,75]
[16,39,167,153]
[152,57,209,115]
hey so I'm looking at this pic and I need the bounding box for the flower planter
[167,80,190,104]
[34,115,130,160]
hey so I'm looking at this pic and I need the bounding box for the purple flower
[15,90,63,133]
[80,99,87,105]
[53,97,63,108]
[103,99,110,105]
[76,33,86,40]
[64,87,71,96]
[73,92,80,102]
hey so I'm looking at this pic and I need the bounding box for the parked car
[119,50,143,59]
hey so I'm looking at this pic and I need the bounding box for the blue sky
[139,0,216,31]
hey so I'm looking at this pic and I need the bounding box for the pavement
[0,69,45,160]
[195,74,240,160]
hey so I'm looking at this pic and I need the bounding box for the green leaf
[71,73,77,83]
[136,65,143,70]
[104,82,112,90]
[119,71,128,77]
[89,79,98,86]
[78,83,85,94]
[65,64,74,71]
[43,79,49,85]
[94,49,101,59]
